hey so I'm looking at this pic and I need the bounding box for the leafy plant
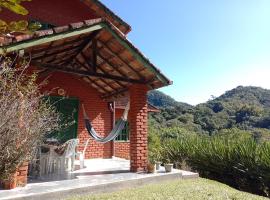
[162,129,270,197]
[0,0,41,34]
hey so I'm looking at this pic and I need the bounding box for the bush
[163,129,270,197]
[0,56,60,181]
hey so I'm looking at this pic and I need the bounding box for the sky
[101,0,270,105]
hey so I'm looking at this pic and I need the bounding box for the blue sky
[101,0,270,105]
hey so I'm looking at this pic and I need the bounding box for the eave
[0,18,172,99]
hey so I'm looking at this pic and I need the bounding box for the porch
[0,17,173,190]
[0,158,198,200]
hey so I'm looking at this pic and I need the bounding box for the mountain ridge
[148,86,270,136]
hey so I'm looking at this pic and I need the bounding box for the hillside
[148,86,270,137]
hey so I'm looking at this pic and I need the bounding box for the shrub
[163,129,270,197]
[0,56,60,181]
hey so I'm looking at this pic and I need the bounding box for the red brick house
[0,0,171,183]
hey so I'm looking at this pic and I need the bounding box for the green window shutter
[45,96,79,143]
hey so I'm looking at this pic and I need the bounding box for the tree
[0,57,61,181]
[0,0,41,35]
[0,1,58,182]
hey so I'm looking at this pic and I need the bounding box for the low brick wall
[0,162,28,190]
[16,162,28,187]
[114,142,130,159]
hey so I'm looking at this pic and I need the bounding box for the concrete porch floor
[0,158,199,200]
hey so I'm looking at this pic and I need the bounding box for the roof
[82,0,131,34]
[0,18,172,99]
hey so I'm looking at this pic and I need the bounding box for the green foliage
[0,0,31,15]
[163,129,270,197]
[68,178,268,200]
[148,87,270,196]
[148,86,270,138]
[0,0,42,34]
[148,90,182,108]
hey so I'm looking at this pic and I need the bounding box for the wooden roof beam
[83,76,107,93]
[79,52,126,88]
[75,59,119,92]
[97,52,127,77]
[101,88,129,100]
[30,37,86,57]
[33,62,146,84]
[97,40,144,80]
[32,45,82,61]
[92,39,97,73]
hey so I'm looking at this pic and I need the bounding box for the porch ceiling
[0,18,172,99]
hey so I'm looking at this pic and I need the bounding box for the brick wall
[129,84,149,172]
[40,71,113,159]
[0,162,28,189]
[114,142,130,159]
[40,72,149,168]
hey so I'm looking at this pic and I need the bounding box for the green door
[46,96,79,143]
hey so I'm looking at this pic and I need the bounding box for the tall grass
[163,132,270,197]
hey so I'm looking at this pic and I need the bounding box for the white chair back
[64,139,79,158]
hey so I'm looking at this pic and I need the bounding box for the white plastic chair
[77,138,91,169]
[40,151,51,175]
[29,147,47,177]
[57,139,79,173]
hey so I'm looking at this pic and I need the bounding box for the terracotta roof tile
[0,19,103,47]
[15,34,33,42]
[69,22,85,29]
[0,36,13,46]
[35,29,54,37]
[53,25,69,34]
[0,18,172,90]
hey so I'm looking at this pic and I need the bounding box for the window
[115,120,129,141]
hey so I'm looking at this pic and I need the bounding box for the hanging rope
[82,102,130,143]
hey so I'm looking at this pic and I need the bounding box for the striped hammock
[82,102,129,143]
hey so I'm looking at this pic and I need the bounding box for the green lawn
[68,178,267,200]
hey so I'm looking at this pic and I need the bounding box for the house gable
[0,0,130,33]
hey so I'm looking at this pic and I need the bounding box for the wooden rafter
[32,43,84,61]
[34,52,77,66]
[92,38,97,72]
[82,76,107,94]
[33,62,146,84]
[72,31,100,60]
[101,88,129,99]
[97,40,144,80]
[97,52,128,77]
[73,61,112,93]
[75,59,118,92]
[31,38,86,57]
[75,63,114,93]
[80,52,126,88]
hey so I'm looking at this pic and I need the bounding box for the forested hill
[148,86,270,137]
[148,90,193,110]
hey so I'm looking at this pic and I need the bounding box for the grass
[68,178,268,200]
